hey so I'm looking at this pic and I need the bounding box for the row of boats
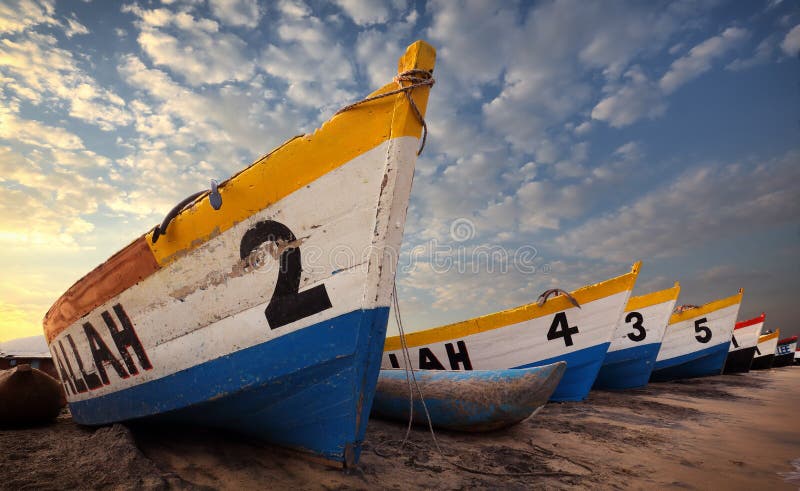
[35,41,796,468]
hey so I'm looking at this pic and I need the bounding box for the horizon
[1,0,799,343]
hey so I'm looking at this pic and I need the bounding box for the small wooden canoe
[0,365,66,426]
[372,362,566,432]
[383,263,640,402]
[651,289,743,382]
[723,313,764,374]
[41,41,436,467]
[751,330,780,370]
[773,336,798,367]
[594,282,680,390]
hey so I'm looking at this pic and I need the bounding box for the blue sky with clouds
[0,0,798,342]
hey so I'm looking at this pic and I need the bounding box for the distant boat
[0,364,66,426]
[371,362,566,432]
[723,313,764,374]
[383,263,640,402]
[751,330,780,370]
[651,289,743,382]
[773,336,798,367]
[41,41,436,467]
[594,283,680,390]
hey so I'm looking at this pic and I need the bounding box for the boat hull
[774,340,798,367]
[0,365,66,426]
[651,342,730,381]
[723,346,756,374]
[69,308,387,462]
[594,285,679,390]
[372,362,566,432]
[594,343,661,390]
[751,354,775,370]
[652,290,742,382]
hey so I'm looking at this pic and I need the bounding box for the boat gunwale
[626,281,680,312]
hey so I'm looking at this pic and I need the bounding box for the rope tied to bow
[335,68,435,156]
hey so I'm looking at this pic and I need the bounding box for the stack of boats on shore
[26,40,796,468]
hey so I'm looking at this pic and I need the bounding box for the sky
[0,0,798,343]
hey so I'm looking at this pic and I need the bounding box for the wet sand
[1,367,798,490]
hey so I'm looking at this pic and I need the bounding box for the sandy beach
[1,367,798,490]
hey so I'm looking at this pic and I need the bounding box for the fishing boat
[751,330,779,370]
[41,41,436,467]
[383,263,640,402]
[773,336,798,367]
[593,283,680,390]
[650,289,743,382]
[723,313,764,374]
[371,362,566,432]
[0,364,66,426]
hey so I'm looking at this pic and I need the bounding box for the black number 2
[694,317,712,343]
[240,220,332,329]
[547,312,579,347]
[626,311,646,342]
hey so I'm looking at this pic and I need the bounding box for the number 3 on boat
[383,262,641,402]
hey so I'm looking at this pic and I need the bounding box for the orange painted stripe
[43,237,159,342]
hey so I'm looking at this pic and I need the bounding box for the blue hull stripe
[593,343,661,390]
[514,343,610,402]
[68,307,390,463]
[651,341,730,382]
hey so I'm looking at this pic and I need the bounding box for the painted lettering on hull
[53,304,152,396]
[387,340,473,370]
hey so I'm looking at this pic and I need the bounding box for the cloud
[64,14,89,37]
[334,0,398,26]
[555,150,800,262]
[209,0,262,28]
[726,36,775,71]
[0,33,132,130]
[781,23,800,56]
[0,0,57,34]
[125,5,255,86]
[0,109,85,150]
[591,65,666,127]
[660,27,749,94]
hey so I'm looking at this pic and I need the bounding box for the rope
[379,281,584,479]
[392,281,442,454]
[336,69,435,156]
[537,288,581,309]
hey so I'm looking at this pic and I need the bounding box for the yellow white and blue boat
[651,289,743,382]
[594,283,680,390]
[723,313,765,373]
[751,330,780,370]
[383,263,640,401]
[41,41,436,467]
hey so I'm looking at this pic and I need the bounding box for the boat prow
[752,330,780,370]
[651,288,743,382]
[594,282,679,390]
[42,41,437,467]
[372,362,566,432]
[383,262,640,401]
[723,312,765,374]
[774,335,798,367]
